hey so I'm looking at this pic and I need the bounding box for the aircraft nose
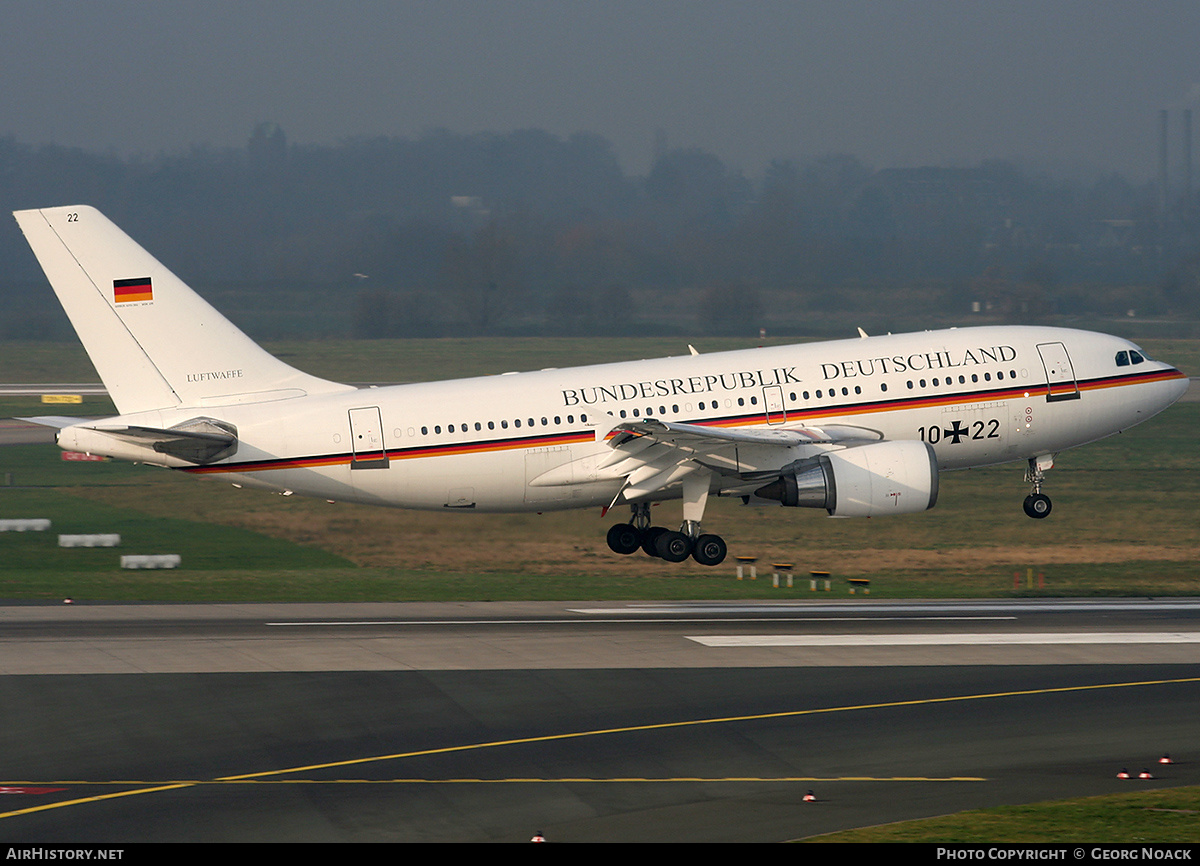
[1169,371,1192,404]
[1153,367,1191,410]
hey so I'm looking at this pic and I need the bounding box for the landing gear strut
[604,473,728,566]
[1022,455,1054,519]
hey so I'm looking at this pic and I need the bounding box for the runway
[2,599,1199,842]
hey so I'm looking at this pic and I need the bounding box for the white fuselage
[60,325,1188,514]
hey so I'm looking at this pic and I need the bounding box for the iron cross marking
[944,420,969,444]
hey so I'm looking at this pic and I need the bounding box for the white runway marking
[687,632,1200,647]
[266,616,1015,627]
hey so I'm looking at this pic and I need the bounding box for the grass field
[802,786,1200,843]
[0,335,1195,602]
[0,333,1195,387]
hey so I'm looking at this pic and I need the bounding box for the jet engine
[753,440,938,517]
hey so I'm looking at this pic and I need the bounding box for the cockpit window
[1130,351,1145,364]
[1116,351,1129,366]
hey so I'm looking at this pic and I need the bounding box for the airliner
[13,205,1190,566]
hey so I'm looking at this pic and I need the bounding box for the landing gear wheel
[691,534,727,566]
[641,526,668,558]
[655,530,693,563]
[606,523,642,555]
[1023,493,1052,519]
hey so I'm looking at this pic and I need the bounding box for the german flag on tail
[113,277,152,304]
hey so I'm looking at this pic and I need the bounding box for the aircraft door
[1036,342,1080,402]
[763,385,786,425]
[348,406,389,469]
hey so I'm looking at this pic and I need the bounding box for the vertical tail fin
[13,206,353,414]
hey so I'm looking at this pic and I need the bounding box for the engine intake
[753,440,939,517]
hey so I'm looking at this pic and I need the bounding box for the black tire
[641,526,668,558]
[1023,493,1052,519]
[606,523,642,555]
[655,530,693,563]
[692,534,727,566]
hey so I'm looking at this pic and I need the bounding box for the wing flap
[610,417,883,448]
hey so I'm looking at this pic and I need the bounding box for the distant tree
[441,221,521,334]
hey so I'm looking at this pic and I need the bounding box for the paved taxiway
[2,599,1198,842]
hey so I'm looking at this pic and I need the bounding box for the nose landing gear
[1022,455,1054,519]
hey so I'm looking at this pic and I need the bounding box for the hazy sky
[4,1,1200,180]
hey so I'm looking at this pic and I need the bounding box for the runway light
[62,598,72,604]
[1139,769,1154,780]
[1159,754,1173,764]
[1117,769,1130,779]
[803,790,816,802]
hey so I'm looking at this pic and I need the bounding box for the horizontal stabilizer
[58,417,238,465]
[14,416,90,429]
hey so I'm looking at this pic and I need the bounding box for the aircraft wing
[606,417,881,450]
[596,416,883,502]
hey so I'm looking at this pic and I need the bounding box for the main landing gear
[606,501,728,566]
[1022,455,1054,519]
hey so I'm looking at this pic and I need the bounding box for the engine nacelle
[753,440,939,517]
